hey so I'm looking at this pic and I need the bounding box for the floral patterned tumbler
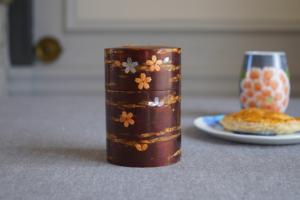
[240,51,290,112]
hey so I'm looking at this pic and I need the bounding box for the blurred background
[0,0,300,97]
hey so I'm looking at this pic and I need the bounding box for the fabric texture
[0,96,300,200]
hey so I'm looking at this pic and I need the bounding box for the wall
[0,5,7,96]
[8,0,300,96]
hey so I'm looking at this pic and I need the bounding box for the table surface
[1,96,300,200]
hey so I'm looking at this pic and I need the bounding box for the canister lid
[105,46,181,91]
[106,45,180,50]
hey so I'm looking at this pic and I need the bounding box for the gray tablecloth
[1,96,300,200]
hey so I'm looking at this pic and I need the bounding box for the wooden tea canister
[105,46,181,167]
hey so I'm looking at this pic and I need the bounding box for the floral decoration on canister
[119,111,135,127]
[146,55,163,72]
[122,57,138,74]
[135,73,152,90]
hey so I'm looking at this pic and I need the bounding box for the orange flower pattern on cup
[240,67,290,112]
[120,111,135,127]
[135,73,152,90]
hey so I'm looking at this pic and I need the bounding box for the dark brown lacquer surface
[105,46,181,91]
[105,46,181,167]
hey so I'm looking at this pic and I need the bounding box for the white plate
[193,115,300,145]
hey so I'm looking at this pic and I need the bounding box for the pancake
[220,108,300,135]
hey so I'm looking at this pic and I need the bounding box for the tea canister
[105,46,181,167]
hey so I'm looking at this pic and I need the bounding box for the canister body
[105,46,181,167]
